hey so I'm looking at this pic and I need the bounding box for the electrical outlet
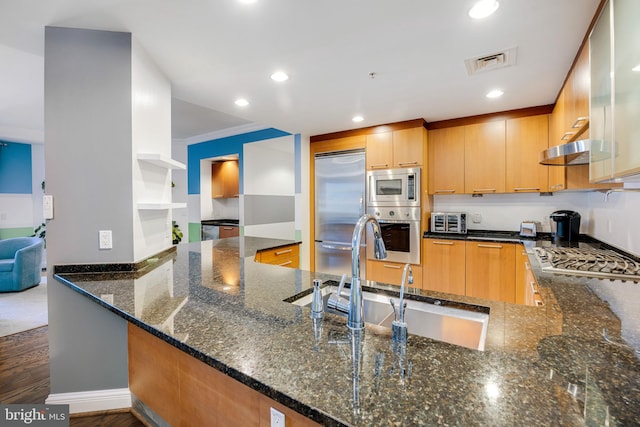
[471,213,482,224]
[99,230,113,249]
[270,407,285,427]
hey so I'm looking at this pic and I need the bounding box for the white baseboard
[46,388,132,414]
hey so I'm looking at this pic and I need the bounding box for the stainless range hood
[539,139,590,166]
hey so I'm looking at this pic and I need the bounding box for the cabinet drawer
[366,260,422,288]
[255,244,300,268]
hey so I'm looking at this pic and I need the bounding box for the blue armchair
[0,237,44,292]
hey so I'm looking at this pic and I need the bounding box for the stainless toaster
[431,212,467,234]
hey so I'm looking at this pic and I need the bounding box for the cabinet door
[422,239,465,296]
[464,121,506,194]
[465,241,515,303]
[393,127,423,168]
[223,160,239,197]
[366,132,393,170]
[613,0,640,178]
[366,260,422,288]
[506,115,549,193]
[428,127,465,194]
[548,91,567,191]
[211,163,225,198]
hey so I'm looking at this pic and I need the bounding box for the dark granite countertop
[53,236,640,426]
[201,219,239,226]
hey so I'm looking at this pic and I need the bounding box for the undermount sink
[287,282,490,351]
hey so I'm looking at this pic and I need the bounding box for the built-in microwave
[367,167,420,207]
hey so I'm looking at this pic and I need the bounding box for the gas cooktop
[534,246,640,283]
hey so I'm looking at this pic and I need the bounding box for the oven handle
[320,241,354,251]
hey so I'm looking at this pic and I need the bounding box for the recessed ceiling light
[633,64,640,72]
[486,89,504,99]
[270,71,289,82]
[234,98,249,107]
[469,0,499,19]
[238,0,257,4]
[352,116,364,123]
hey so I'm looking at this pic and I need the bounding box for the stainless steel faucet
[390,263,412,343]
[347,214,387,330]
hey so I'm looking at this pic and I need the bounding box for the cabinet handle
[472,189,496,193]
[370,164,389,169]
[213,194,223,197]
[478,244,503,249]
[529,282,539,294]
[550,184,564,190]
[433,241,454,245]
[398,161,418,166]
[571,117,588,128]
[561,131,576,140]
[514,187,540,192]
[274,249,293,256]
[222,227,235,230]
[383,264,402,269]
[434,189,456,194]
[278,260,293,266]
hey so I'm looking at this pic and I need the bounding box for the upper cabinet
[429,117,547,195]
[506,115,549,193]
[590,0,640,181]
[211,160,239,199]
[464,121,506,194]
[428,126,465,194]
[366,127,424,170]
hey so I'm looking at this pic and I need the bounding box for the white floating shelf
[137,153,186,170]
[137,203,187,210]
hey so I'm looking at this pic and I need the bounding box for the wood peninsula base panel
[128,324,320,427]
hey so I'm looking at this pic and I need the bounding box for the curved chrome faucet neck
[348,214,387,330]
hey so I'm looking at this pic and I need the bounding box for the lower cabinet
[254,244,300,269]
[128,324,320,427]
[515,247,543,307]
[465,241,516,303]
[422,238,532,305]
[422,238,466,296]
[366,259,422,288]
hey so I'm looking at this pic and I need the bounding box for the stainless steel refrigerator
[314,150,366,276]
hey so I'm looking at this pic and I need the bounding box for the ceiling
[0,0,601,144]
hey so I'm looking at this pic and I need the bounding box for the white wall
[587,188,640,256]
[433,191,590,233]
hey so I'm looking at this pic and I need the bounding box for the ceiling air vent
[465,47,517,76]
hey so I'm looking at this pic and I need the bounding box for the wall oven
[367,168,420,207]
[366,206,421,265]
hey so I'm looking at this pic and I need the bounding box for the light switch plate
[43,195,54,219]
[270,407,285,427]
[99,230,113,249]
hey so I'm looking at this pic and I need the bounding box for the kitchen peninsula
[53,236,640,426]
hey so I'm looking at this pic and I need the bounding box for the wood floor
[0,326,145,427]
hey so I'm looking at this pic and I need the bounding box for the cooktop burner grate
[534,247,640,282]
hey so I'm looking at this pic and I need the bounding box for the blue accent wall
[187,128,290,195]
[0,141,32,194]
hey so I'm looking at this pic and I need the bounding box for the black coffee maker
[550,210,581,243]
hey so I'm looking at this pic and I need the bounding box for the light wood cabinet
[515,247,542,306]
[465,241,516,303]
[255,244,300,269]
[464,121,506,194]
[428,126,465,194]
[506,115,549,193]
[366,259,422,288]
[129,324,321,427]
[422,238,465,296]
[219,225,239,239]
[211,160,239,198]
[366,127,424,170]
